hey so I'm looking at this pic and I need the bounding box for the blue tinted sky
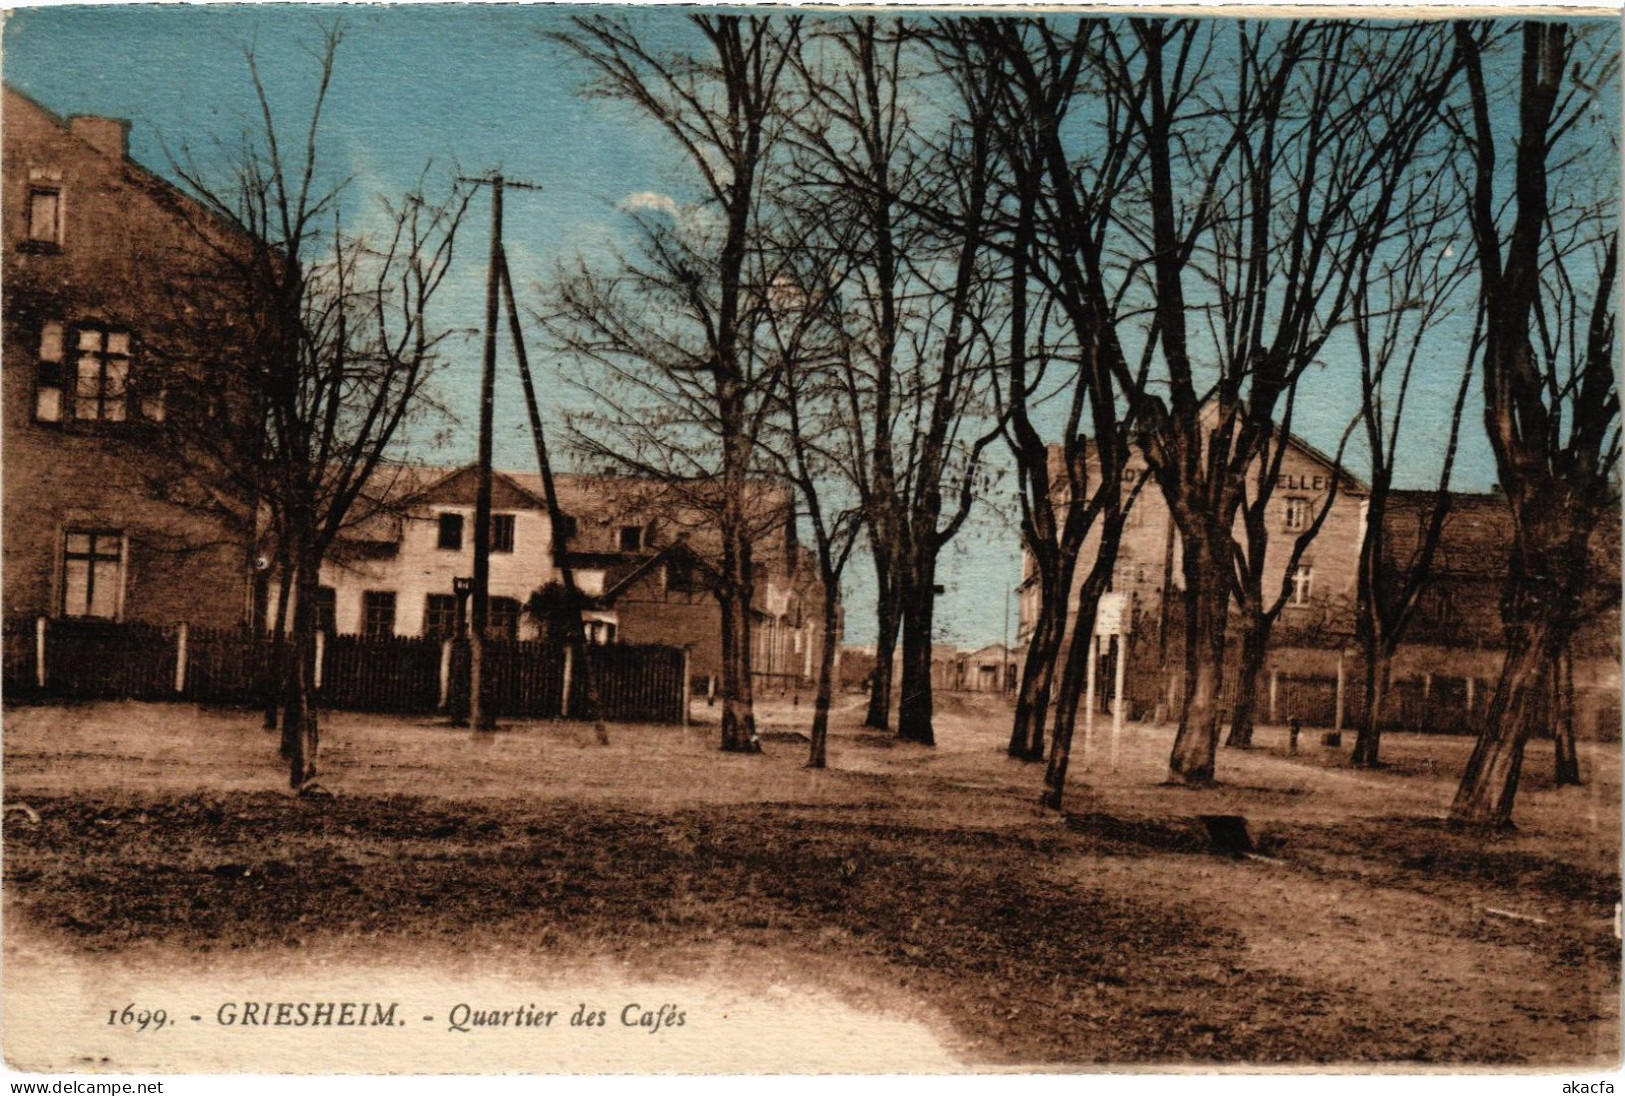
[5,8,1615,648]
[4,3,1031,646]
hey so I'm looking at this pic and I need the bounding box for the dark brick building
[3,87,257,629]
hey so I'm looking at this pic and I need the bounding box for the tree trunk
[1009,593,1064,761]
[896,567,936,746]
[719,586,759,753]
[1224,620,1269,749]
[1167,534,1229,784]
[864,563,900,730]
[265,541,293,738]
[1351,645,1392,768]
[1041,606,1097,810]
[1450,620,1557,827]
[284,542,321,791]
[1552,645,1581,786]
[808,585,841,770]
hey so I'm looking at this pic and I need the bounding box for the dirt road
[3,695,1618,1070]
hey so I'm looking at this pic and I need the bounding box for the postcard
[2,4,1619,1084]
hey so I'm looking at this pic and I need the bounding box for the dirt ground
[2,692,1619,1071]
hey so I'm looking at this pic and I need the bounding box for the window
[491,514,515,553]
[437,513,463,551]
[61,530,123,619]
[487,597,520,642]
[1288,565,1313,607]
[584,619,616,645]
[72,326,131,422]
[27,186,62,247]
[557,515,578,542]
[619,525,644,552]
[362,591,396,639]
[314,585,337,635]
[35,323,159,425]
[1283,496,1310,533]
[424,594,458,639]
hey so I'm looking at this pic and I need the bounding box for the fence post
[314,629,326,691]
[1466,675,1475,716]
[439,638,453,711]
[1335,650,1346,732]
[681,646,691,727]
[560,644,574,719]
[1268,669,1279,725]
[174,621,189,695]
[35,616,47,690]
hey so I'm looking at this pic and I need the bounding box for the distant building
[3,87,258,629]
[1014,429,1621,735]
[959,643,1018,694]
[1379,489,1620,737]
[1017,430,1368,660]
[280,464,829,685]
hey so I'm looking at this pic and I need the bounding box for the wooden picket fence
[1,616,688,724]
[578,644,686,724]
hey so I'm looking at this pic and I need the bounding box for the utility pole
[497,244,609,744]
[460,173,542,731]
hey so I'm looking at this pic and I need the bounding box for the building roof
[333,461,797,561]
[4,85,254,256]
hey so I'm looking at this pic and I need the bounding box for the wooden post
[35,616,47,690]
[1335,650,1346,732]
[1083,634,1099,768]
[1466,675,1476,716]
[314,629,326,691]
[1268,668,1279,725]
[560,644,574,720]
[469,176,505,734]
[681,646,692,727]
[438,639,453,711]
[174,621,189,694]
[1111,634,1127,773]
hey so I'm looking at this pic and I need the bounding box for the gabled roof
[596,541,705,602]
[3,85,256,254]
[1060,405,1369,495]
[411,464,549,512]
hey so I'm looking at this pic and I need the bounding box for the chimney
[69,115,131,160]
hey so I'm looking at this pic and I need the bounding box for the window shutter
[34,322,64,422]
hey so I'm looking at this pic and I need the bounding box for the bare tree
[785,17,1007,747]
[1448,21,1619,827]
[546,13,802,753]
[780,17,914,732]
[961,18,1147,807]
[164,25,469,790]
[752,235,863,767]
[1223,401,1359,750]
[1102,19,1461,783]
[1346,195,1478,768]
